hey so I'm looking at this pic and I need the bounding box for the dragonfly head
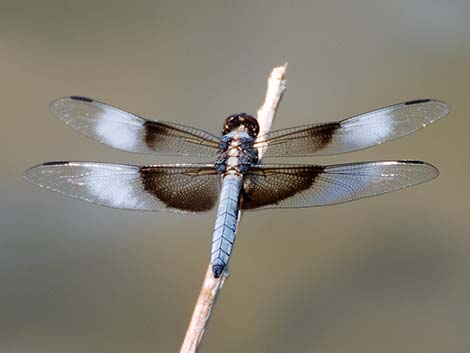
[223,113,259,137]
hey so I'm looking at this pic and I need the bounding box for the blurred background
[1,0,469,352]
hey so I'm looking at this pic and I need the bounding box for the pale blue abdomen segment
[211,174,242,277]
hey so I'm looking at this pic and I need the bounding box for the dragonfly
[24,96,449,277]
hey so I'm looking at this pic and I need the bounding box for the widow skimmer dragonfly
[24,96,449,277]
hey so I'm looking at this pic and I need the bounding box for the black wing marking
[254,99,449,157]
[24,162,220,213]
[50,96,220,157]
[240,161,438,210]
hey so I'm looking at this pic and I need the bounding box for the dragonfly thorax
[216,130,258,175]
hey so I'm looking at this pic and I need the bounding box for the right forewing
[255,99,449,157]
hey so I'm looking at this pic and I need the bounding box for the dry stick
[256,63,288,159]
[178,63,288,353]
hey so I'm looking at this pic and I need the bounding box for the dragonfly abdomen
[211,174,242,278]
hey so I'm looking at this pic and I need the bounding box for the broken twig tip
[271,63,288,80]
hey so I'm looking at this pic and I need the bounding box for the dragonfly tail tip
[212,264,225,278]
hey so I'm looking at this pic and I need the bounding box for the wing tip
[23,161,68,183]
[405,98,450,116]
[23,164,42,184]
[325,160,440,182]
[49,96,95,112]
[395,159,440,181]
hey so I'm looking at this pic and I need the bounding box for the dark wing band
[50,96,220,157]
[240,161,438,210]
[255,99,449,157]
[24,162,220,213]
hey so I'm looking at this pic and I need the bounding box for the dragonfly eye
[223,113,259,137]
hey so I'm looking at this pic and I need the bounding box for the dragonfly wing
[24,162,220,213]
[255,99,449,157]
[241,161,438,210]
[50,96,220,156]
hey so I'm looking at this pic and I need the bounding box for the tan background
[1,0,469,352]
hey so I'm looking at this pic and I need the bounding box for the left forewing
[50,97,221,157]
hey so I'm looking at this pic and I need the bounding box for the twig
[178,63,288,353]
[256,63,288,160]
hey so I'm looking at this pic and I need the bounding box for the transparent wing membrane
[27,98,447,214]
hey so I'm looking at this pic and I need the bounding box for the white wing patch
[338,100,449,151]
[95,113,143,151]
[50,97,146,152]
[340,111,392,149]
[23,162,145,210]
[81,163,141,208]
